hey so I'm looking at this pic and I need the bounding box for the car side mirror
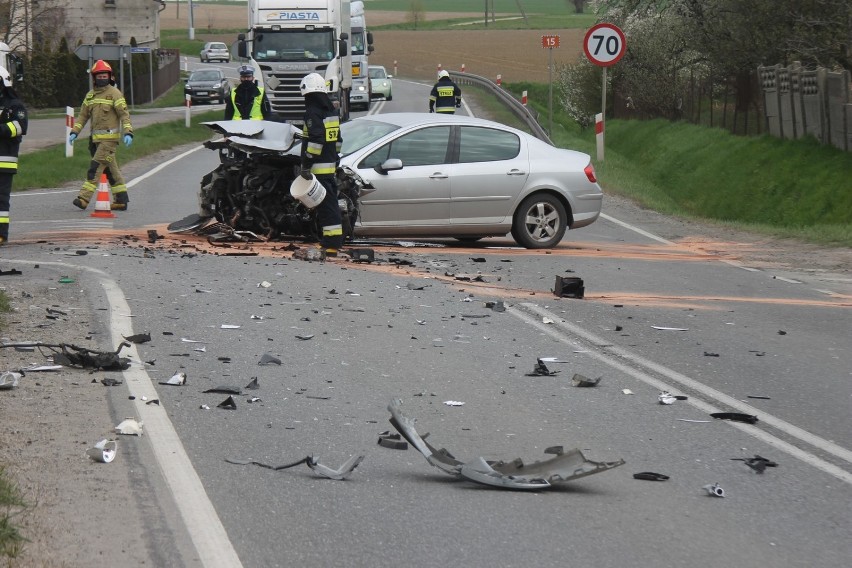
[375,158,403,175]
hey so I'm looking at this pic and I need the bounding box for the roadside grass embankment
[505,82,852,247]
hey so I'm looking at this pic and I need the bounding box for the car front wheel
[511,193,568,249]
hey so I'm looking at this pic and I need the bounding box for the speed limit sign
[583,23,626,67]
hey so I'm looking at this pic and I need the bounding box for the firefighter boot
[73,197,89,210]
[111,191,129,211]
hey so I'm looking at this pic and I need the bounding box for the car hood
[202,120,302,155]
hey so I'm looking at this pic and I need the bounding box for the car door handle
[429,173,448,179]
[507,169,527,176]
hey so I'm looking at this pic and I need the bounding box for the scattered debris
[731,455,778,474]
[114,418,144,436]
[633,472,669,481]
[200,404,210,410]
[1,341,132,371]
[247,397,262,403]
[542,317,554,324]
[485,301,506,312]
[221,324,241,329]
[100,377,122,387]
[622,389,634,395]
[652,326,688,331]
[0,268,23,276]
[443,400,465,406]
[295,334,315,340]
[553,275,585,298]
[703,483,725,497]
[347,248,375,263]
[258,353,281,366]
[0,371,22,389]
[658,391,688,405]
[777,330,787,335]
[387,399,624,490]
[526,359,559,376]
[676,418,711,423]
[710,412,758,424]
[245,377,259,390]
[87,439,117,463]
[217,396,237,410]
[123,332,151,344]
[747,395,771,400]
[159,372,187,386]
[204,386,242,394]
[378,431,409,450]
[181,337,204,343]
[704,352,720,357]
[146,399,160,406]
[571,373,600,387]
[225,455,364,480]
[292,248,324,262]
[258,281,272,288]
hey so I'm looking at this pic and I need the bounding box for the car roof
[368,65,386,70]
[351,112,520,132]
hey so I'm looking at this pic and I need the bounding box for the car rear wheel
[511,193,568,249]
[387,92,393,101]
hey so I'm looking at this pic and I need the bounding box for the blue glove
[68,132,77,144]
[124,134,133,147]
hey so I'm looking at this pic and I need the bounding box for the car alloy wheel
[512,193,568,249]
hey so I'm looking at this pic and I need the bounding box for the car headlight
[213,82,222,88]
[357,85,366,91]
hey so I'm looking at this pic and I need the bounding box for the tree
[408,0,426,30]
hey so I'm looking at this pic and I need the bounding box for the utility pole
[188,0,195,40]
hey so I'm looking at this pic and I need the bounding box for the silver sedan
[339,113,603,248]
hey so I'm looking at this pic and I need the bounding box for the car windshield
[340,119,400,156]
[369,67,386,79]
[208,43,227,50]
[253,30,335,62]
[189,71,220,81]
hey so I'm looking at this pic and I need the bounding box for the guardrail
[448,70,553,146]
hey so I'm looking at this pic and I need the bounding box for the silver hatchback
[200,42,230,63]
[339,113,603,248]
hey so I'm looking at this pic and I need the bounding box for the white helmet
[438,69,449,79]
[0,66,11,88]
[300,73,327,95]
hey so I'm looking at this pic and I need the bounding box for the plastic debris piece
[258,352,281,366]
[651,326,688,331]
[622,389,634,395]
[217,396,237,410]
[200,404,210,410]
[0,371,22,389]
[306,455,365,480]
[710,412,758,424]
[114,418,144,436]
[704,352,720,357]
[181,337,204,343]
[87,439,117,463]
[146,399,160,406]
[100,377,122,386]
[123,332,151,344]
[659,391,677,404]
[703,483,725,497]
[633,472,669,481]
[553,275,585,298]
[526,359,559,376]
[443,400,465,406]
[378,432,409,450]
[245,377,259,390]
[406,282,427,291]
[247,397,262,403]
[204,386,242,394]
[485,301,506,312]
[731,454,778,474]
[21,364,63,372]
[747,395,771,400]
[221,324,241,329]
[542,317,554,324]
[571,373,601,387]
[194,346,207,352]
[295,334,315,340]
[258,281,272,288]
[159,371,187,386]
[460,456,551,490]
[348,248,375,263]
[676,418,711,423]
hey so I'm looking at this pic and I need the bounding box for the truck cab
[0,42,24,85]
[348,0,374,111]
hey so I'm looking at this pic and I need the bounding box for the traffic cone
[90,174,116,219]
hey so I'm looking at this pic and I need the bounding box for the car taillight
[584,163,597,183]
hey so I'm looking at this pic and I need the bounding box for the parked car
[368,65,392,101]
[350,77,372,111]
[338,113,602,248]
[200,42,230,63]
[184,69,231,104]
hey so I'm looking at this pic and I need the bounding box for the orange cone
[90,174,116,219]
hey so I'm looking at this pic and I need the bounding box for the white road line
[599,212,675,245]
[511,302,852,485]
[2,259,244,568]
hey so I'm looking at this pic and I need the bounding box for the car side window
[458,127,520,163]
[360,126,451,169]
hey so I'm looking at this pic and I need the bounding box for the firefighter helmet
[0,66,11,88]
[237,65,255,77]
[438,69,449,79]
[300,73,327,95]
[90,60,113,76]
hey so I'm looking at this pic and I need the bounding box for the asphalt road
[3,78,851,568]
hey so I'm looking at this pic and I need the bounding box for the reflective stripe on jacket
[72,84,133,141]
[230,86,266,120]
[301,100,341,176]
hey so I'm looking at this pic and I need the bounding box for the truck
[238,0,352,123]
[0,42,24,85]
[347,0,374,111]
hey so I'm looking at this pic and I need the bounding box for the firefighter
[429,70,462,114]
[299,72,343,257]
[224,65,271,120]
[68,60,133,211]
[0,66,27,246]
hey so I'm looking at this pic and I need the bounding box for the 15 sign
[541,34,560,49]
[583,23,626,67]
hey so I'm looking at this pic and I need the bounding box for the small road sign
[583,23,626,67]
[541,34,560,49]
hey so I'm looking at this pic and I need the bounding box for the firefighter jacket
[301,93,341,176]
[0,90,27,174]
[429,77,462,113]
[72,83,132,143]
[225,81,271,120]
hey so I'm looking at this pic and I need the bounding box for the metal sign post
[541,34,560,136]
[583,23,626,162]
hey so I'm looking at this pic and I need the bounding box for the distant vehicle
[184,69,231,104]
[200,42,230,63]
[368,65,392,101]
[338,113,603,248]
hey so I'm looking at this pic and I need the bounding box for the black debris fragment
[123,332,151,344]
[526,359,559,377]
[553,275,585,298]
[204,386,242,395]
[225,455,364,480]
[147,229,162,243]
[245,377,259,390]
[146,399,160,406]
[7,341,132,371]
[378,431,409,450]
[485,301,506,312]
[258,352,281,366]
[633,472,670,481]
[747,395,771,400]
[347,248,375,263]
[101,377,123,386]
[731,455,778,474]
[710,412,758,424]
[217,396,237,410]
[295,334,315,341]
[0,268,22,276]
[704,352,720,357]
[571,373,601,387]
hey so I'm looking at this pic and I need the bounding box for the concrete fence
[758,63,851,152]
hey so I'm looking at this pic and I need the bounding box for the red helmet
[90,60,113,76]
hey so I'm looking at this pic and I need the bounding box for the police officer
[68,60,133,211]
[429,70,462,114]
[224,65,271,120]
[0,66,26,246]
[299,73,343,257]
